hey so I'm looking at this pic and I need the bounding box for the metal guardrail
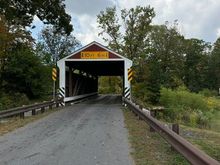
[0,98,64,119]
[123,97,220,165]
[0,93,98,120]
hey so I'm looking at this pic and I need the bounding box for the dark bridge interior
[66,61,124,76]
[65,61,124,97]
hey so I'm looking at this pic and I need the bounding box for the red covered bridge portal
[57,41,132,103]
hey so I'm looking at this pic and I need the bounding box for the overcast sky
[32,0,220,46]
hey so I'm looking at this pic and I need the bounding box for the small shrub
[197,110,212,128]
[133,82,152,105]
[159,87,214,128]
[206,97,220,111]
[0,92,29,111]
[0,93,13,110]
[189,111,199,127]
[199,89,218,97]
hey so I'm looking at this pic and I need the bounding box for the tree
[209,38,220,90]
[37,26,81,65]
[133,22,186,103]
[121,6,155,63]
[0,15,33,87]
[97,6,155,102]
[183,38,211,92]
[97,7,122,53]
[2,44,51,98]
[0,0,74,104]
[0,0,72,35]
[97,6,155,64]
[148,22,185,89]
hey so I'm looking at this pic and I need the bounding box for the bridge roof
[58,41,132,63]
[58,41,132,76]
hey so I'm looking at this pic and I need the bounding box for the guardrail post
[172,123,179,134]
[135,105,138,116]
[171,123,179,151]
[49,104,52,109]
[56,102,59,108]
[20,112,24,119]
[150,110,156,132]
[41,107,45,113]
[138,105,143,120]
[32,109,36,116]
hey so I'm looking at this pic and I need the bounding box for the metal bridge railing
[0,98,64,119]
[123,97,220,165]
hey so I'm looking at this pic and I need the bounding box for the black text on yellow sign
[52,68,57,81]
[128,68,133,82]
[80,51,109,59]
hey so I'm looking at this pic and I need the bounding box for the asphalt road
[0,95,134,165]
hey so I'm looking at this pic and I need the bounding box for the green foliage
[209,38,220,90]
[0,0,75,109]
[97,6,220,108]
[0,92,29,111]
[98,6,157,103]
[121,6,155,63]
[97,7,122,53]
[0,15,33,80]
[211,111,220,132]
[145,60,161,104]
[2,45,52,99]
[98,76,122,94]
[149,22,186,89]
[132,83,149,102]
[97,5,155,64]
[0,0,72,35]
[199,89,218,97]
[183,39,211,92]
[193,140,220,161]
[37,26,81,65]
[159,87,218,128]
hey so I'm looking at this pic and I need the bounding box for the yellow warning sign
[52,68,57,81]
[81,51,109,59]
[128,68,133,82]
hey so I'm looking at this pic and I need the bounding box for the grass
[0,107,61,136]
[179,109,220,162]
[210,110,220,132]
[123,108,189,165]
[180,125,220,162]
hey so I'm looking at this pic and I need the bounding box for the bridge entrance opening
[98,76,123,95]
[57,41,132,103]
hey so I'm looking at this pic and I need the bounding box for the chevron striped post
[124,87,131,99]
[128,68,133,82]
[127,68,133,101]
[52,67,57,100]
[57,87,65,106]
[123,87,131,107]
